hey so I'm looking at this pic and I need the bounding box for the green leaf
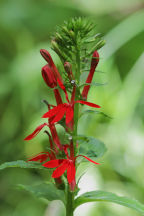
[74,191,144,214]
[78,136,107,158]
[0,160,47,170]
[80,110,112,119]
[79,82,107,88]
[18,183,65,204]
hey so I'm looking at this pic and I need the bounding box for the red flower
[42,79,101,125]
[43,155,99,185]
[24,123,48,141]
[82,50,99,100]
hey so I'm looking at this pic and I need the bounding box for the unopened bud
[41,64,57,88]
[40,49,54,67]
[64,62,74,81]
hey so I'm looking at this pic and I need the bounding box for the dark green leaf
[0,160,47,170]
[74,191,144,214]
[78,136,107,158]
[18,183,65,204]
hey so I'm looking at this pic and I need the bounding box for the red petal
[75,100,101,108]
[51,105,66,124]
[76,155,100,165]
[67,162,76,184]
[28,153,49,163]
[42,104,62,118]
[43,159,64,168]
[65,106,74,124]
[24,123,47,141]
[57,79,69,103]
[52,160,69,178]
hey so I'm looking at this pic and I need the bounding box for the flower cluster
[24,49,100,190]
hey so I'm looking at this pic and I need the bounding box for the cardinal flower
[82,50,99,100]
[42,79,101,125]
[42,155,99,185]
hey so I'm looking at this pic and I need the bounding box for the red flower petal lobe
[51,105,66,124]
[75,100,101,108]
[52,160,69,178]
[43,159,64,168]
[77,155,100,165]
[42,104,62,118]
[28,153,49,163]
[24,123,47,141]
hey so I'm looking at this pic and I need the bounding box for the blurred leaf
[74,190,144,214]
[0,160,47,170]
[18,183,65,204]
[103,9,144,59]
[78,136,107,158]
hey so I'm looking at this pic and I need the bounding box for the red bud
[40,49,54,67]
[82,50,99,100]
[42,64,57,88]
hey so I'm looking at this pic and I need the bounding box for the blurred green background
[0,0,144,215]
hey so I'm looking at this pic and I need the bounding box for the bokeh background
[0,0,144,215]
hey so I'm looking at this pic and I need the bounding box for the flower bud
[64,62,74,81]
[40,49,54,67]
[82,50,99,100]
[42,64,57,88]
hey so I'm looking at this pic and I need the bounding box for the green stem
[66,187,74,216]
[66,44,81,216]
[74,44,80,153]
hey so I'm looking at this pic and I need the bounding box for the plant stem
[73,44,80,154]
[66,43,81,216]
[66,187,74,216]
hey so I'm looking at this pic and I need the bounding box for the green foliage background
[0,0,144,215]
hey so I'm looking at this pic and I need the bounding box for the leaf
[74,191,144,214]
[80,110,112,119]
[0,160,48,170]
[79,82,107,88]
[78,136,107,159]
[18,183,65,204]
